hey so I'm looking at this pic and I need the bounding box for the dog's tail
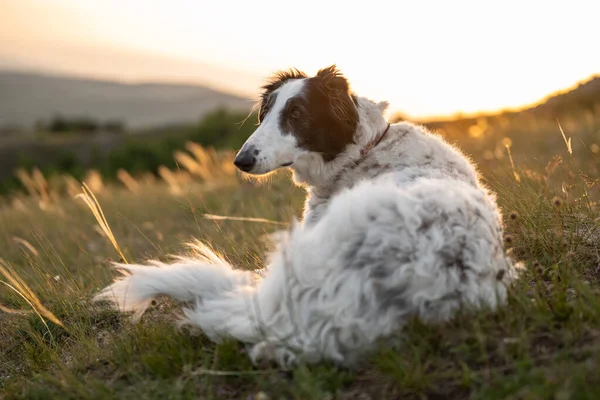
[93,241,258,321]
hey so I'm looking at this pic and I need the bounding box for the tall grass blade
[76,182,128,263]
[0,258,65,333]
[557,119,573,155]
[505,145,521,183]
[203,213,288,226]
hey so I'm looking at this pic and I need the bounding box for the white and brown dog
[95,65,521,368]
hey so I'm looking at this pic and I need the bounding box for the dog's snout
[234,150,257,172]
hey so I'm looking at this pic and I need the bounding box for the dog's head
[234,65,359,175]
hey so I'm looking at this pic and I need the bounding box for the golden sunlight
[1,0,598,118]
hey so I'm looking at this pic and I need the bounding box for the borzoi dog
[95,65,521,368]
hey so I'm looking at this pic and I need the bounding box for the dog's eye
[290,107,302,119]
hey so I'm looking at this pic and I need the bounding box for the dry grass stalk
[76,182,128,264]
[0,258,65,332]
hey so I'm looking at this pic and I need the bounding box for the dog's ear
[316,65,351,96]
[316,65,357,125]
[378,101,390,113]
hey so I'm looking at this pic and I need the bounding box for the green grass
[1,124,600,399]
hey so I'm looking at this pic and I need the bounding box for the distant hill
[528,75,600,117]
[0,71,253,130]
[417,75,600,127]
[390,74,600,173]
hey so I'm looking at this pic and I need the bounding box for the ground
[1,125,600,399]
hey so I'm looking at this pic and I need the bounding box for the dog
[95,65,522,368]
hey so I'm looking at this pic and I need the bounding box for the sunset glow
[1,0,598,119]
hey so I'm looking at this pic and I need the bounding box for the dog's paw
[249,341,298,369]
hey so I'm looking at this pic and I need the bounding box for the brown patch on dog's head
[281,65,359,161]
[253,65,360,163]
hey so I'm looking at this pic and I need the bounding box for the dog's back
[302,113,485,226]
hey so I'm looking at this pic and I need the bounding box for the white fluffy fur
[95,82,522,368]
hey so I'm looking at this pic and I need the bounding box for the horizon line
[1,64,597,123]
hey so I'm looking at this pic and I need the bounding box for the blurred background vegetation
[0,107,255,196]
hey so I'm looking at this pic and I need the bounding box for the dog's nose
[234,150,256,172]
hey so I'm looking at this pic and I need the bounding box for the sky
[1,0,599,119]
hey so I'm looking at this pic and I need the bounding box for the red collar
[360,123,391,158]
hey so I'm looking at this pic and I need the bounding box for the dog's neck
[290,96,390,193]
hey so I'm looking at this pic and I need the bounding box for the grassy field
[1,119,600,399]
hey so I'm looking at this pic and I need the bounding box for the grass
[1,121,600,399]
